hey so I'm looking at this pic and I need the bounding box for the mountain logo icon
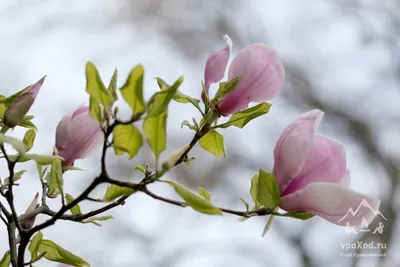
[338,198,387,224]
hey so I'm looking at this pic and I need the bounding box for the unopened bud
[162,145,190,171]
[3,77,45,128]
[21,192,39,230]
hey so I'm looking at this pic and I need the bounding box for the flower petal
[55,113,72,152]
[57,106,102,166]
[280,182,381,227]
[273,110,324,193]
[202,34,232,101]
[217,43,284,114]
[282,135,347,196]
[24,76,46,99]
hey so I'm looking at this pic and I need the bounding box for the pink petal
[273,110,324,193]
[55,114,72,152]
[280,182,381,227]
[339,170,351,187]
[202,34,232,101]
[57,106,102,166]
[217,43,284,115]
[24,76,46,99]
[282,135,347,196]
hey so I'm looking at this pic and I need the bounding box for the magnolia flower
[203,35,285,115]
[55,106,103,167]
[273,109,380,226]
[3,77,45,128]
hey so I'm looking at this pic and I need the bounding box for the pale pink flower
[273,109,380,226]
[55,105,103,166]
[203,35,285,115]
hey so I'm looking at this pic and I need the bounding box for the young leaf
[50,158,64,198]
[85,62,113,108]
[18,154,64,165]
[88,97,102,122]
[199,130,225,158]
[82,215,114,226]
[147,76,183,117]
[63,166,84,171]
[38,239,90,266]
[257,169,280,210]
[0,85,29,105]
[213,77,241,101]
[143,112,167,161]
[28,232,43,261]
[65,194,82,215]
[22,129,36,151]
[198,187,211,201]
[0,133,26,156]
[0,251,10,267]
[164,180,222,215]
[240,198,250,212]
[120,65,146,114]
[216,102,271,129]
[249,174,260,208]
[0,104,6,120]
[107,68,118,101]
[3,170,26,185]
[134,165,146,173]
[19,115,37,131]
[113,124,143,159]
[283,211,315,220]
[104,184,136,202]
[156,77,202,110]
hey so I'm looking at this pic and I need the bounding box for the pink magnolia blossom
[3,76,45,127]
[55,105,103,167]
[273,109,380,226]
[203,35,285,115]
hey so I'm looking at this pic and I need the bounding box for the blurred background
[0,0,399,266]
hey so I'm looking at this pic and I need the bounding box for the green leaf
[216,102,271,129]
[17,154,64,165]
[249,174,260,208]
[164,180,222,215]
[50,157,63,197]
[156,77,201,110]
[120,65,146,114]
[19,115,37,130]
[45,172,59,198]
[104,184,136,202]
[0,104,6,120]
[199,130,225,158]
[283,211,315,220]
[198,187,211,201]
[107,68,118,101]
[28,232,43,262]
[0,86,28,105]
[82,215,114,226]
[85,62,113,108]
[147,76,183,117]
[113,124,143,159]
[63,166,84,171]
[0,251,10,267]
[257,169,280,210]
[134,165,146,173]
[240,198,250,212]
[0,133,26,156]
[38,239,90,266]
[65,194,81,215]
[213,77,241,100]
[88,97,102,122]
[3,170,26,185]
[143,112,167,161]
[22,129,36,151]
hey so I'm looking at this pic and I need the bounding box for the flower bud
[3,77,45,128]
[55,105,103,167]
[162,145,190,171]
[218,44,285,115]
[21,192,39,230]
